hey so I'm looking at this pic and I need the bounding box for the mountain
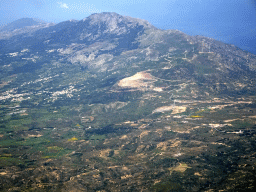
[0,12,256,191]
[0,18,46,32]
[0,18,54,40]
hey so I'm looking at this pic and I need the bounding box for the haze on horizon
[0,0,256,54]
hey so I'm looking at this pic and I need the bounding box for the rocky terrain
[0,12,256,191]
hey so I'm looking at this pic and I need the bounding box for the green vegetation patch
[0,138,20,147]
[47,146,63,151]
[21,136,51,146]
[42,148,72,159]
[152,180,182,192]
[231,120,254,129]
[0,156,25,166]
[89,134,106,140]
[4,115,32,132]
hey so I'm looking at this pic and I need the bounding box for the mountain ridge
[0,12,255,93]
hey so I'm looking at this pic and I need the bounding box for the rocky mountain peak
[82,12,154,33]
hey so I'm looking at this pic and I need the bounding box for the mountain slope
[1,12,255,119]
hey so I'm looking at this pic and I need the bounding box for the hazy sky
[0,0,256,53]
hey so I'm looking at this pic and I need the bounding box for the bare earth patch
[26,134,43,138]
[98,149,112,159]
[118,71,158,90]
[169,163,191,174]
[152,105,187,114]
[0,81,9,88]
[0,172,8,176]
